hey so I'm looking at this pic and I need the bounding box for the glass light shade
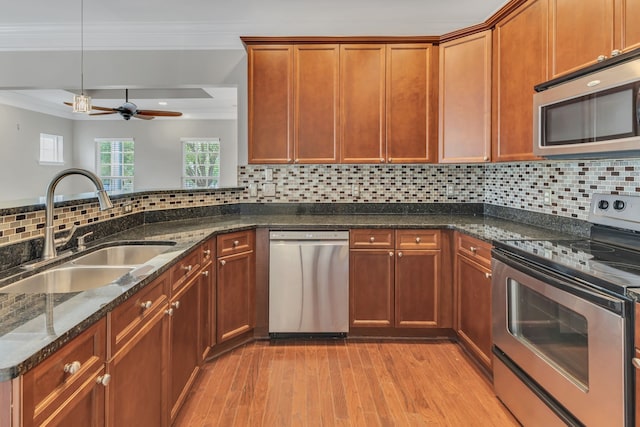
[72,94,92,113]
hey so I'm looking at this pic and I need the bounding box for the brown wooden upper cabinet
[439,30,492,163]
[245,39,438,165]
[247,45,293,163]
[492,0,547,162]
[549,0,640,79]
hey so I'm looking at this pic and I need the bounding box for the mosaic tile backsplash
[1,158,640,248]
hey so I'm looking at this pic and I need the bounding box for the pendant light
[72,0,91,113]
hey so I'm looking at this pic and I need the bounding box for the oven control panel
[590,194,640,231]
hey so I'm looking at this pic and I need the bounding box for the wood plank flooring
[175,339,519,427]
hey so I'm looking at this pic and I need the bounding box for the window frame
[181,137,221,189]
[39,133,64,165]
[95,138,135,192]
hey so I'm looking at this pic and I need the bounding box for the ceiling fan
[64,89,183,120]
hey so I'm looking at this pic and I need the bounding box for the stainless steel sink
[0,266,133,294]
[70,244,173,266]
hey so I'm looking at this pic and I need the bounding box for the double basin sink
[0,243,176,294]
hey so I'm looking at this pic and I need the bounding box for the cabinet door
[294,44,340,163]
[169,276,201,422]
[217,250,256,343]
[549,0,615,78]
[620,0,640,53]
[439,30,492,163]
[456,255,492,371]
[200,262,214,361]
[349,249,394,327]
[340,44,386,163]
[248,45,293,163]
[395,250,440,328]
[107,309,167,427]
[493,0,547,162]
[386,44,437,163]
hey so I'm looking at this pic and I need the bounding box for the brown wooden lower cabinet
[21,318,107,427]
[216,230,256,343]
[349,229,446,332]
[455,232,493,374]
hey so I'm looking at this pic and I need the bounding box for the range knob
[613,200,626,210]
[598,200,609,210]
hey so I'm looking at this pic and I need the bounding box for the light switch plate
[263,182,276,197]
[265,168,273,182]
[248,183,258,197]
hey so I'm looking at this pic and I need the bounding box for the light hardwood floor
[175,339,519,427]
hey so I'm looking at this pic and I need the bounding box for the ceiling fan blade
[89,112,117,116]
[133,114,155,120]
[136,110,183,117]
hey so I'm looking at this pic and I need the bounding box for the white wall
[0,104,78,201]
[73,119,237,190]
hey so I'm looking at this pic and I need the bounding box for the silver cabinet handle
[96,374,111,387]
[485,272,492,279]
[64,361,82,375]
[470,246,477,253]
[633,358,640,369]
[398,252,403,258]
[220,260,226,266]
[597,54,607,62]
[415,237,421,243]
[182,265,193,272]
[171,301,180,309]
[389,251,394,257]
[388,157,393,163]
[203,249,211,256]
[379,158,385,163]
[202,270,209,277]
[370,236,375,243]
[165,308,174,316]
[140,301,152,310]
[232,240,240,247]
[612,49,622,57]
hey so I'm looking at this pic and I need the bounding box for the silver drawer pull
[232,240,240,247]
[140,301,152,310]
[485,272,492,279]
[64,361,82,375]
[96,374,111,386]
[182,265,193,272]
[633,358,640,369]
[165,308,174,316]
[171,301,180,309]
[203,249,211,256]
[389,251,394,257]
[370,237,375,243]
[398,252,403,258]
[220,260,226,266]
[415,237,421,243]
[202,271,209,277]
[470,246,477,253]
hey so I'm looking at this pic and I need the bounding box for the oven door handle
[492,248,627,316]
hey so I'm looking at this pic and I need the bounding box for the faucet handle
[77,231,93,251]
[54,224,78,249]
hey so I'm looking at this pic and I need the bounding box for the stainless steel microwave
[533,55,640,158]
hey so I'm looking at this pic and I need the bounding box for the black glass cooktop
[494,238,640,295]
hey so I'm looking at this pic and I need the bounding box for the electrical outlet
[543,191,552,206]
[263,182,276,197]
[264,168,273,182]
[122,203,133,214]
[248,183,258,197]
[446,185,455,196]
[352,184,360,198]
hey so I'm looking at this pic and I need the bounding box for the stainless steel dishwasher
[269,230,349,336]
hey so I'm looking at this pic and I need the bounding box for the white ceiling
[0,0,508,120]
[0,0,509,51]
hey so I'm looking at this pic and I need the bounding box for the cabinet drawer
[217,230,255,257]
[22,318,106,419]
[108,271,169,357]
[350,229,394,249]
[171,248,202,294]
[635,303,640,348]
[396,229,440,249]
[456,232,492,266]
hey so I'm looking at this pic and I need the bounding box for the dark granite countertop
[0,212,571,381]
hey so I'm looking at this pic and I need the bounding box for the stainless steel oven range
[492,194,640,426]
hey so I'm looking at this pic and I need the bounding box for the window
[39,133,64,164]
[182,138,220,189]
[96,138,135,192]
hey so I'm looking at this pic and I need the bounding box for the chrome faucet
[42,168,114,260]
